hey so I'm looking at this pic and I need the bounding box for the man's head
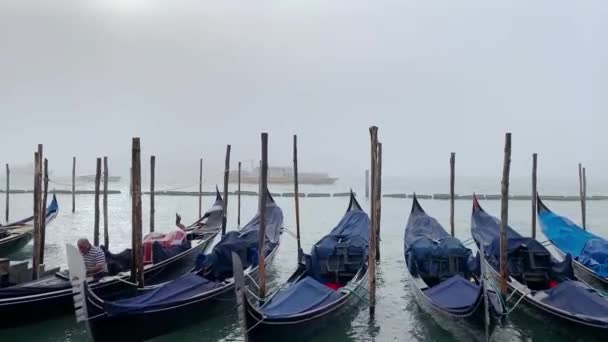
[77,238,91,255]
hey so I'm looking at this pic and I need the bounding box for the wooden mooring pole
[72,157,76,213]
[293,135,302,260]
[150,156,155,233]
[32,151,41,280]
[131,138,144,287]
[103,157,109,247]
[450,153,455,237]
[499,133,512,296]
[579,163,586,230]
[365,169,370,199]
[5,163,9,223]
[531,153,537,239]
[258,133,269,300]
[376,142,382,261]
[199,158,203,219]
[93,158,101,246]
[222,146,231,236]
[237,161,242,228]
[40,158,49,264]
[369,126,378,316]
[583,167,587,230]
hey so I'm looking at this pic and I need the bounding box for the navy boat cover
[260,276,343,318]
[538,203,608,278]
[196,198,283,280]
[104,273,221,316]
[310,196,370,279]
[423,275,480,310]
[539,280,608,323]
[405,197,473,281]
[257,194,368,318]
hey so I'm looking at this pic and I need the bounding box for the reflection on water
[0,181,607,341]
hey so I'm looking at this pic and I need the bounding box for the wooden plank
[258,133,268,299]
[40,158,49,264]
[293,135,302,260]
[499,133,511,296]
[94,158,101,246]
[103,157,109,247]
[450,152,455,236]
[150,156,155,233]
[131,138,144,287]
[222,145,231,236]
[531,153,537,239]
[376,142,382,261]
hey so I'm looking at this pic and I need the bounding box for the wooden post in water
[221,145,231,236]
[37,145,43,233]
[579,163,585,230]
[40,158,49,264]
[5,163,9,223]
[103,157,109,248]
[293,135,302,260]
[93,158,101,247]
[450,153,455,237]
[499,133,512,296]
[369,126,378,316]
[150,156,155,233]
[583,167,587,229]
[376,142,382,261]
[32,151,41,280]
[72,157,76,213]
[199,158,203,219]
[365,169,370,199]
[131,138,144,287]
[258,133,268,300]
[237,161,242,228]
[531,153,538,239]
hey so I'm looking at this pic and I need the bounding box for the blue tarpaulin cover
[260,276,343,318]
[405,198,473,280]
[538,206,608,278]
[423,275,481,310]
[539,280,608,323]
[310,198,369,279]
[196,199,283,280]
[104,273,221,316]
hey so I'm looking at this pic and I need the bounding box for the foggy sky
[1,0,606,181]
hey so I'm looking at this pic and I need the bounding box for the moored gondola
[0,190,223,328]
[235,192,369,341]
[67,190,283,341]
[0,194,59,257]
[404,195,503,340]
[472,195,608,332]
[537,195,608,290]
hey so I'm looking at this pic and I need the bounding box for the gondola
[537,195,608,290]
[471,195,608,332]
[235,192,369,341]
[67,190,283,341]
[0,194,59,256]
[0,190,223,328]
[404,195,503,339]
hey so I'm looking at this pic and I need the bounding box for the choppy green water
[0,178,607,341]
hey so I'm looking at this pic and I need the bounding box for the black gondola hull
[243,268,369,341]
[0,236,214,328]
[483,257,608,332]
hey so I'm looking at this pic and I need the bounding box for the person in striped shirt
[77,238,108,278]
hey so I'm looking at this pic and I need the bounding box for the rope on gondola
[282,227,297,239]
[505,289,532,315]
[245,313,268,333]
[462,238,475,246]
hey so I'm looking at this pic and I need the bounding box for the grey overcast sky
[0,0,606,180]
